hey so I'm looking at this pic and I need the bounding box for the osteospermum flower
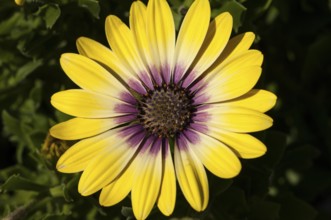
[50,0,276,219]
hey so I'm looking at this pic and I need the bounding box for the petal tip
[76,36,87,43]
[228,163,242,178]
[56,163,66,172]
[60,52,74,61]
[78,183,91,196]
[269,93,278,108]
[246,32,256,41]
[221,11,232,19]
[49,126,57,138]
[158,203,175,216]
[99,197,108,207]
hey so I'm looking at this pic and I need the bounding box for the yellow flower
[50,0,277,219]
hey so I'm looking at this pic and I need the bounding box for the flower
[50,0,277,219]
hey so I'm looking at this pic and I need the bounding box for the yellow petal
[78,140,137,195]
[130,2,152,73]
[207,105,273,133]
[174,142,209,211]
[207,128,267,158]
[51,89,124,118]
[50,118,116,140]
[105,15,152,89]
[223,89,277,113]
[146,0,175,83]
[99,159,136,206]
[190,131,241,178]
[201,66,262,103]
[190,12,233,76]
[216,32,256,65]
[60,53,125,96]
[157,147,176,216]
[56,130,116,173]
[76,37,143,89]
[207,49,263,78]
[132,148,162,220]
[173,0,210,83]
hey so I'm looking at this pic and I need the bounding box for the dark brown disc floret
[138,84,195,138]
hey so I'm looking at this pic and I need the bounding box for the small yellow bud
[15,0,25,6]
[41,133,70,163]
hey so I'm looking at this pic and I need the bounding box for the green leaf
[49,185,66,198]
[244,0,273,20]
[0,165,33,180]
[1,205,29,220]
[237,131,287,196]
[209,174,233,197]
[215,187,249,219]
[215,0,247,32]
[2,110,36,159]
[42,213,71,220]
[0,174,48,192]
[255,131,288,170]
[35,4,61,29]
[295,169,331,201]
[44,4,61,29]
[62,175,80,202]
[283,144,319,171]
[279,193,318,220]
[121,206,135,220]
[0,13,21,36]
[2,110,25,141]
[10,60,43,86]
[78,0,100,19]
[248,197,281,220]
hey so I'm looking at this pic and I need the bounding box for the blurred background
[0,0,330,219]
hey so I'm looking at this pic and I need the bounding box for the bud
[41,133,70,167]
[15,0,25,6]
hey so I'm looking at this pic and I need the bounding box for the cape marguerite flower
[50,0,276,219]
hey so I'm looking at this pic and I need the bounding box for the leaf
[248,197,281,220]
[244,0,273,20]
[2,110,25,141]
[29,80,43,105]
[35,4,61,29]
[2,110,36,160]
[215,187,249,219]
[302,33,331,84]
[121,206,135,220]
[278,193,318,220]
[255,131,288,170]
[0,13,21,36]
[62,175,80,202]
[0,174,48,192]
[215,0,247,32]
[10,59,43,86]
[236,131,287,196]
[209,173,233,197]
[42,213,71,220]
[295,169,331,201]
[1,205,28,220]
[44,4,61,29]
[78,0,100,19]
[0,48,15,65]
[283,144,319,171]
[0,165,32,180]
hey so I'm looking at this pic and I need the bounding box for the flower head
[50,0,276,219]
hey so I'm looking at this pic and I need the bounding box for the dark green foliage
[1,0,330,219]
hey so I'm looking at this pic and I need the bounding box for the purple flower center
[137,84,195,138]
